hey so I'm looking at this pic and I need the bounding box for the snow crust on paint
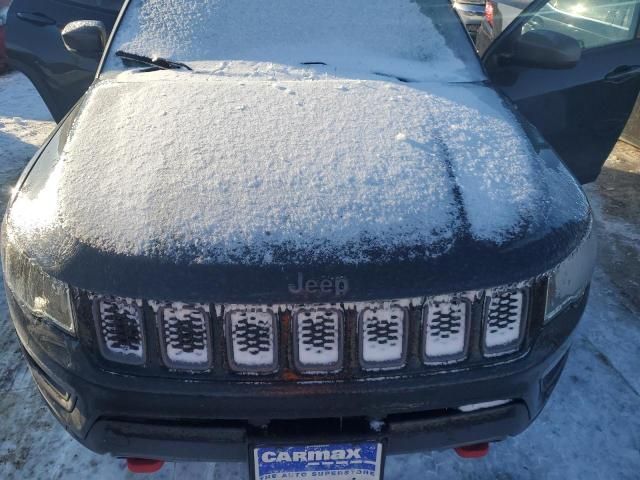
[228,309,276,367]
[54,72,542,264]
[369,419,385,433]
[458,400,511,412]
[484,290,524,349]
[296,308,341,368]
[105,0,478,83]
[361,306,405,364]
[424,297,467,360]
[161,303,210,365]
[61,20,105,36]
[98,297,144,358]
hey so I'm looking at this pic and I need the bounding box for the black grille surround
[76,281,547,383]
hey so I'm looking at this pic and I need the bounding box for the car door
[482,0,640,183]
[5,0,123,122]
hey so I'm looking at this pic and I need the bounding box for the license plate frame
[250,440,385,480]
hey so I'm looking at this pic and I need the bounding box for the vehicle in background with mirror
[4,0,123,121]
[476,0,534,54]
[452,0,487,41]
[480,0,640,183]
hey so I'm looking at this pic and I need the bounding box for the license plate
[252,441,384,479]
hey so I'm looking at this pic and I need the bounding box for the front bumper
[8,286,586,462]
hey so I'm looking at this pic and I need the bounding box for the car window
[102,0,485,82]
[523,0,640,49]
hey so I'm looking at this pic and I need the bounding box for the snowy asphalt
[0,72,639,479]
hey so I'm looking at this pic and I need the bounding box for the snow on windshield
[105,0,479,82]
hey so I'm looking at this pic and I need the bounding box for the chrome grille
[93,296,145,365]
[484,289,527,356]
[226,307,278,373]
[423,298,468,364]
[293,306,343,373]
[158,303,211,370]
[359,305,407,369]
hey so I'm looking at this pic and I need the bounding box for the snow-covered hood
[8,72,591,302]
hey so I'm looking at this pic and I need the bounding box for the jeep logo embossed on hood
[288,273,349,296]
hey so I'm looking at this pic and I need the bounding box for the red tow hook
[126,458,165,474]
[454,443,490,459]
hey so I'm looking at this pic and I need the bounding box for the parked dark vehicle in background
[5,0,123,121]
[2,0,640,477]
[478,0,640,182]
[453,0,487,40]
[0,0,10,74]
[476,0,533,53]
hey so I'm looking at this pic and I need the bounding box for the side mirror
[513,29,582,69]
[61,20,107,58]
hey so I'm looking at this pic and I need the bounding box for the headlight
[3,242,76,334]
[544,225,596,322]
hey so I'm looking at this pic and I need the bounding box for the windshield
[103,0,484,82]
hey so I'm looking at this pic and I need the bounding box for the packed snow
[98,297,145,360]
[11,71,575,266]
[457,400,511,413]
[484,289,525,350]
[161,304,210,366]
[424,298,468,360]
[1,72,640,480]
[296,308,341,368]
[229,309,276,368]
[360,306,405,365]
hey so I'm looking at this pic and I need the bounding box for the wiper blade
[372,71,413,83]
[115,50,193,71]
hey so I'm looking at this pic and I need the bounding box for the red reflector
[126,458,165,474]
[455,443,490,459]
[485,2,494,27]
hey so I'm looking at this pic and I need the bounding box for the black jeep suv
[4,0,637,477]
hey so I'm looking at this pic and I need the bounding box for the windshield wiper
[372,71,413,83]
[115,50,193,71]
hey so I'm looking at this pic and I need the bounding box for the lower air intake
[226,307,278,373]
[93,296,145,365]
[422,298,468,364]
[158,303,211,370]
[293,306,343,373]
[484,289,527,356]
[359,305,407,370]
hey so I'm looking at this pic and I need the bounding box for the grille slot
[158,303,211,370]
[226,307,278,373]
[422,298,468,364]
[293,307,343,373]
[93,296,145,365]
[484,289,527,356]
[359,305,407,370]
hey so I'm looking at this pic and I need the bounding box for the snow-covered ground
[1,72,639,479]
